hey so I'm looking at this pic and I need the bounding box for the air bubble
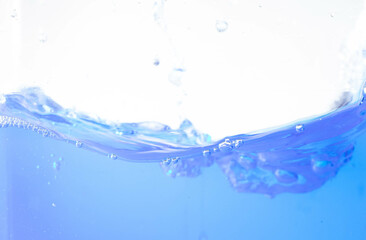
[234,139,243,148]
[162,158,171,166]
[203,150,211,157]
[238,155,256,169]
[52,161,61,171]
[218,139,233,152]
[295,124,304,133]
[216,20,228,32]
[75,141,83,148]
[109,154,117,160]
[312,160,334,173]
[274,169,298,183]
[51,203,56,207]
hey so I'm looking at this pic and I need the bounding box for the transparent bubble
[216,20,228,32]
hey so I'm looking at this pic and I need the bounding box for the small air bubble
[162,158,171,166]
[36,165,40,169]
[75,141,83,148]
[295,124,304,133]
[51,203,56,207]
[203,150,211,157]
[234,139,243,148]
[330,13,334,18]
[171,157,180,164]
[216,20,228,32]
[274,169,298,183]
[109,154,117,160]
[218,139,233,152]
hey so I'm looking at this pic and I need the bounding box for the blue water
[1,88,366,239]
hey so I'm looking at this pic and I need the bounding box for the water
[1,87,366,239]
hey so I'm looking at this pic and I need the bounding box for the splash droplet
[216,20,228,32]
[10,9,17,18]
[153,58,160,66]
[39,31,47,43]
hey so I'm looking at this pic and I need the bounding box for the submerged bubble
[203,150,211,157]
[216,20,228,32]
[274,169,298,183]
[109,154,117,160]
[52,161,61,171]
[171,157,180,164]
[75,141,83,148]
[295,124,304,133]
[238,155,256,169]
[162,158,171,166]
[51,203,56,207]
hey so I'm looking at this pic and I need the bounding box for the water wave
[1,87,366,196]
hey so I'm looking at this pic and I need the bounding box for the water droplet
[218,139,233,152]
[153,58,160,66]
[169,68,185,86]
[295,124,304,133]
[75,141,83,148]
[10,9,17,18]
[274,169,298,183]
[203,150,211,157]
[39,31,47,43]
[216,20,228,32]
[51,203,56,207]
[109,154,117,160]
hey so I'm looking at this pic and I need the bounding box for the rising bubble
[216,20,228,32]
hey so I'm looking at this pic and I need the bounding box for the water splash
[1,87,366,196]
